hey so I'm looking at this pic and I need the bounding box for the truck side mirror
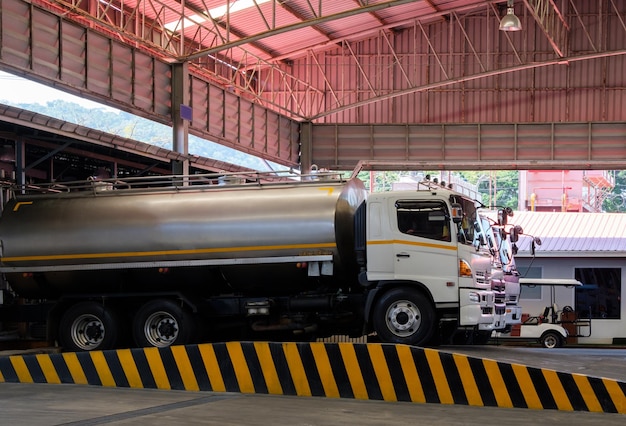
[450,203,463,223]
[510,224,523,243]
[527,237,541,256]
[497,209,507,226]
[497,207,514,226]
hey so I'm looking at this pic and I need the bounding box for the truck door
[393,199,458,302]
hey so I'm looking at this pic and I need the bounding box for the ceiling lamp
[499,0,522,31]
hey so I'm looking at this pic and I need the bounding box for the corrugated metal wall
[310,122,626,171]
[289,2,626,125]
[0,0,624,171]
[290,2,626,170]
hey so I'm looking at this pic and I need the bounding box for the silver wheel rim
[143,311,179,347]
[543,334,558,348]
[70,314,105,350]
[385,300,421,338]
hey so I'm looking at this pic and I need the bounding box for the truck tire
[133,299,195,348]
[372,287,435,346]
[473,330,493,345]
[59,302,120,351]
[540,331,563,349]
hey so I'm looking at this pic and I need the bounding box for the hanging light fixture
[499,0,522,31]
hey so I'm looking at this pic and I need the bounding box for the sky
[0,71,114,110]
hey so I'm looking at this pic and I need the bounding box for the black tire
[473,330,493,345]
[540,331,563,349]
[133,299,195,348]
[451,330,473,345]
[372,287,435,346]
[59,301,120,352]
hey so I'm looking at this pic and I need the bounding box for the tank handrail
[7,183,71,197]
[9,170,348,197]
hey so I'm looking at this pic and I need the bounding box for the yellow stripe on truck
[0,242,337,263]
[367,239,457,251]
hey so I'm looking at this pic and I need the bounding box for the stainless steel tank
[0,178,367,298]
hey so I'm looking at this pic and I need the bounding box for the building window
[575,268,621,319]
[520,267,542,300]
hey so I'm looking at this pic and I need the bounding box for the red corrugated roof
[110,0,491,65]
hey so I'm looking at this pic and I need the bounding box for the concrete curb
[0,341,624,413]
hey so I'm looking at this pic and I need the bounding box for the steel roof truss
[611,0,626,32]
[488,2,523,64]
[343,40,378,97]
[182,0,418,61]
[310,52,338,107]
[380,30,413,86]
[567,0,597,53]
[522,0,569,57]
[417,20,450,80]
[451,11,486,73]
[25,141,73,171]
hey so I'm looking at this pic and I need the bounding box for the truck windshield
[475,213,498,255]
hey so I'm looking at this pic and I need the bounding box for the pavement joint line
[56,393,239,426]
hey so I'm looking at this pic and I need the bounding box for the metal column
[172,62,190,177]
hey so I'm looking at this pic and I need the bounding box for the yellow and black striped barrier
[0,342,624,414]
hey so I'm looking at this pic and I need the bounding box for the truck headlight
[459,259,472,277]
[468,291,480,303]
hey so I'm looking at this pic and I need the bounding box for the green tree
[603,170,626,212]
[459,171,519,209]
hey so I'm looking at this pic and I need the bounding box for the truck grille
[475,270,489,285]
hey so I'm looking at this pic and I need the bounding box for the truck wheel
[473,330,493,345]
[133,299,195,348]
[59,302,119,351]
[372,287,434,346]
[540,331,563,349]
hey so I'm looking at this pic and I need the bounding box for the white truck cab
[365,186,495,344]
[475,210,522,334]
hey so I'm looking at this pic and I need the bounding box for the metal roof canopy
[0,0,625,172]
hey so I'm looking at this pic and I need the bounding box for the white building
[512,211,626,345]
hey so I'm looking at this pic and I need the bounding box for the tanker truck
[0,171,495,351]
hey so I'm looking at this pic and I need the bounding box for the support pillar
[172,62,190,178]
[15,138,26,192]
[299,122,313,175]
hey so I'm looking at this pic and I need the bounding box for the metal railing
[4,169,347,200]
